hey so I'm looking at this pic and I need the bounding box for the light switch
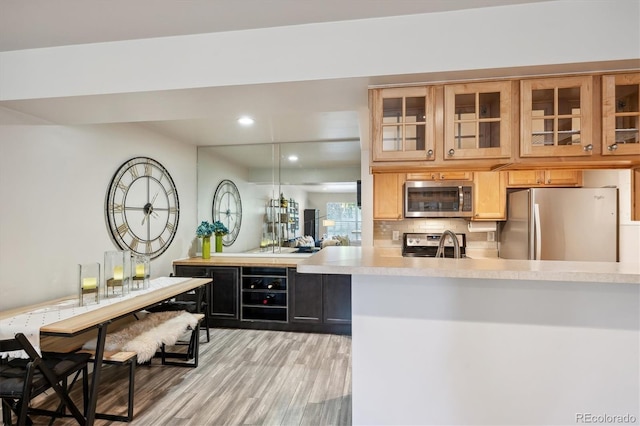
[392,231,400,241]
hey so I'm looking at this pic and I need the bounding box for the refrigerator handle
[533,203,542,260]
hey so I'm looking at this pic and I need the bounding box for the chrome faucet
[435,229,460,259]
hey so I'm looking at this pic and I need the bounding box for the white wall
[0,117,197,310]
[352,274,639,425]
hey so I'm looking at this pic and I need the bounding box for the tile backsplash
[374,218,499,257]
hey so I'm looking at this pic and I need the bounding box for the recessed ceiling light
[288,155,298,162]
[237,116,254,126]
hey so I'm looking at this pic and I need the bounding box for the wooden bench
[78,311,205,421]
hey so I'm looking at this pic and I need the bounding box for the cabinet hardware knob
[427,149,434,156]
[583,144,593,152]
[607,143,618,151]
[448,149,455,156]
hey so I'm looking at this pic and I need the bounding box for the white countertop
[297,246,640,284]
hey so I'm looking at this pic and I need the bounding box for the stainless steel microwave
[405,181,473,218]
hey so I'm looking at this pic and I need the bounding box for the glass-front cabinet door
[444,81,513,160]
[371,86,435,161]
[520,75,594,157]
[602,73,640,156]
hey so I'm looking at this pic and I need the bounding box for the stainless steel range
[402,232,466,258]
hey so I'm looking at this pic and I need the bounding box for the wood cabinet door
[521,75,594,157]
[602,73,640,156]
[406,172,473,181]
[323,274,352,325]
[209,267,239,320]
[472,171,506,220]
[373,173,405,220]
[289,269,322,324]
[543,170,582,186]
[371,86,436,161]
[507,170,582,187]
[444,80,513,160]
[507,171,543,186]
[437,171,473,181]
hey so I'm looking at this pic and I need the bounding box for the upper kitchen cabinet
[602,73,640,157]
[406,171,472,181]
[373,173,405,220]
[443,81,514,160]
[472,171,506,220]
[507,170,582,187]
[370,87,436,162]
[520,75,595,158]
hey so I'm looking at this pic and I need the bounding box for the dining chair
[0,333,90,426]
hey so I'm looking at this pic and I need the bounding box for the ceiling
[0,0,550,52]
[0,0,553,155]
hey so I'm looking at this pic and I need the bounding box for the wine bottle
[267,279,281,290]
[250,279,263,289]
[262,294,276,305]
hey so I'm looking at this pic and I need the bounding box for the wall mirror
[197,140,361,253]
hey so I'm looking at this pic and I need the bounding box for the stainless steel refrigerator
[499,187,618,261]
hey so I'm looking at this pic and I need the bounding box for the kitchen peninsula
[297,247,640,426]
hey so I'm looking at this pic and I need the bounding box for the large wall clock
[212,179,242,246]
[106,157,180,258]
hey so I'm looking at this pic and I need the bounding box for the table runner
[0,277,191,358]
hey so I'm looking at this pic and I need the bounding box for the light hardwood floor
[24,328,352,426]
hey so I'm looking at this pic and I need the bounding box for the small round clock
[106,157,180,258]
[212,179,242,246]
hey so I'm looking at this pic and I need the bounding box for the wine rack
[240,266,288,322]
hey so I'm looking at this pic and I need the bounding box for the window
[326,202,361,243]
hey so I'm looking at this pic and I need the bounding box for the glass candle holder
[131,254,150,290]
[104,250,131,297]
[79,262,101,306]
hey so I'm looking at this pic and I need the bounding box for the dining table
[0,276,212,425]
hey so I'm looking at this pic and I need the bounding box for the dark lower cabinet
[174,265,239,320]
[209,267,239,320]
[289,269,351,332]
[323,274,352,325]
[289,270,323,323]
[174,264,350,334]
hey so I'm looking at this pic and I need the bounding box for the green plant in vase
[196,221,214,259]
[211,221,228,252]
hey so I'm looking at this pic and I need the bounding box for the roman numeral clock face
[106,157,180,258]
[212,179,242,246]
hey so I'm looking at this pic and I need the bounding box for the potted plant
[196,221,213,259]
[211,221,228,252]
[197,220,229,258]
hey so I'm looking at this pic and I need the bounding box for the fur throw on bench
[83,311,199,363]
